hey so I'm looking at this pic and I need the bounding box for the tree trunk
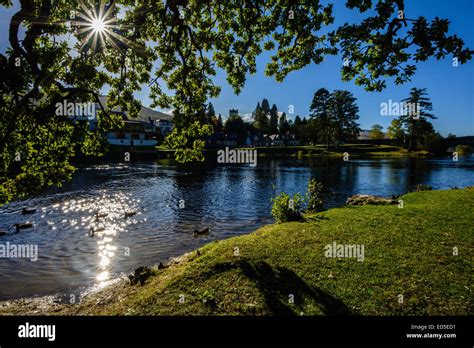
[325,118,329,150]
[407,118,415,152]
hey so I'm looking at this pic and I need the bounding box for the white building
[155,119,173,135]
[90,97,173,147]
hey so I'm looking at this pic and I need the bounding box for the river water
[0,156,473,300]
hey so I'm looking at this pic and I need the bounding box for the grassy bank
[156,144,430,159]
[1,188,472,315]
[246,144,430,158]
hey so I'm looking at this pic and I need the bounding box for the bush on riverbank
[306,179,324,212]
[271,179,325,222]
[455,144,473,155]
[414,184,433,192]
[270,192,304,223]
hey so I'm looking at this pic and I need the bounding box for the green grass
[1,189,472,316]
[156,144,428,158]
[241,144,429,158]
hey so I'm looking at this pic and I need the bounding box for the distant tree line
[203,99,291,144]
[204,89,362,146]
[205,87,448,153]
[250,91,361,148]
[252,98,290,135]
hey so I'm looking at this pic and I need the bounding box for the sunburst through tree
[70,0,131,53]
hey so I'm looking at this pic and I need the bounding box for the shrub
[455,144,473,155]
[306,178,324,212]
[415,184,433,192]
[416,132,444,154]
[271,192,304,223]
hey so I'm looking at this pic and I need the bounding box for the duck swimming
[88,226,105,238]
[193,227,209,237]
[94,212,108,221]
[22,208,37,215]
[14,223,33,232]
[124,211,137,219]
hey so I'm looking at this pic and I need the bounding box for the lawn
[0,188,472,315]
[155,143,431,158]
[239,144,429,158]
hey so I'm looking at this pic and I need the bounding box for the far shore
[150,143,436,159]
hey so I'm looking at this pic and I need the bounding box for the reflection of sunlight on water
[88,192,140,286]
[96,271,109,282]
[49,191,143,288]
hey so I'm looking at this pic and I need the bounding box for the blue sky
[1,0,473,135]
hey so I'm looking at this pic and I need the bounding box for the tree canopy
[400,87,436,151]
[253,101,269,134]
[269,104,279,134]
[309,88,332,148]
[328,90,361,145]
[369,124,385,140]
[224,114,247,144]
[308,88,360,146]
[387,118,405,141]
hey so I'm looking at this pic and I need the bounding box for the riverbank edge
[0,187,472,315]
[73,144,443,166]
[156,144,434,158]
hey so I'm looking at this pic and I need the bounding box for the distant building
[245,134,262,147]
[358,129,372,140]
[262,134,299,146]
[229,108,239,118]
[71,96,173,147]
[106,119,159,147]
[206,132,238,147]
[269,134,284,146]
[155,119,173,135]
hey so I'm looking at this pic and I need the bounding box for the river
[0,156,473,300]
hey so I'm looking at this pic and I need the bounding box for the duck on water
[14,223,34,233]
[21,208,37,215]
[0,223,33,236]
[193,227,209,237]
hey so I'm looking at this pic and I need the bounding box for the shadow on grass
[208,260,353,316]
